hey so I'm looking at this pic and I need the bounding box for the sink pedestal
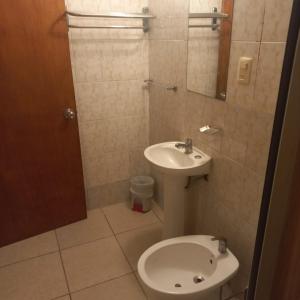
[144,142,211,239]
[163,175,187,238]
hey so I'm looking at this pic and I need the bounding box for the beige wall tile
[56,209,113,249]
[82,150,129,188]
[75,81,148,122]
[72,40,148,83]
[129,148,150,177]
[103,202,159,234]
[71,274,146,300]
[127,117,149,150]
[221,137,247,165]
[0,231,58,268]
[149,86,186,144]
[254,42,286,114]
[0,253,68,300]
[231,0,265,41]
[149,0,189,17]
[79,118,129,161]
[116,223,162,270]
[239,169,263,227]
[262,0,293,42]
[149,40,187,88]
[61,237,131,292]
[149,17,188,41]
[245,112,274,176]
[86,180,131,209]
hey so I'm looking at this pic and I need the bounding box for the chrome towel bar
[188,12,228,19]
[68,25,145,30]
[189,24,220,29]
[66,10,155,19]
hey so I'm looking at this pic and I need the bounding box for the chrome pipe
[188,24,220,29]
[189,12,228,19]
[66,10,155,19]
[68,24,145,30]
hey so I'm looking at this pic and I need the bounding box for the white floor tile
[117,223,162,270]
[61,237,131,292]
[0,231,58,268]
[0,252,68,300]
[56,209,113,249]
[103,202,159,234]
[71,274,146,300]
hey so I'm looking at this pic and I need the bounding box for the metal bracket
[142,7,150,32]
[212,7,218,31]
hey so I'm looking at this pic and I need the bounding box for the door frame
[247,0,300,298]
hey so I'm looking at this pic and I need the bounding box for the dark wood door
[271,142,300,300]
[0,0,87,247]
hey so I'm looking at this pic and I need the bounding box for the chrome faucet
[175,138,193,154]
[211,236,227,254]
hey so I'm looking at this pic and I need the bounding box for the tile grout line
[102,213,134,270]
[51,293,71,300]
[0,204,157,298]
[114,220,160,236]
[57,233,114,252]
[56,208,160,253]
[55,206,138,297]
[54,230,72,298]
[70,271,134,296]
[0,249,59,270]
[132,271,149,299]
[101,206,152,299]
[102,212,148,299]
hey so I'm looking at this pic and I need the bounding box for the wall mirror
[187,0,234,100]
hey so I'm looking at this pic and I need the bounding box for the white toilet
[137,235,239,300]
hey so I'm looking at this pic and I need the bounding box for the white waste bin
[130,176,154,213]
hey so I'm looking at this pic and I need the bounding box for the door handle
[64,108,76,120]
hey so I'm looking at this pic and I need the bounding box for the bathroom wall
[148,0,293,293]
[65,0,150,208]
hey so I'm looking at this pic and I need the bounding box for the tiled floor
[0,202,163,300]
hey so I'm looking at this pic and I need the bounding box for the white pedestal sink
[144,142,211,238]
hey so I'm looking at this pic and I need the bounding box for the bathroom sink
[138,235,239,300]
[144,142,211,176]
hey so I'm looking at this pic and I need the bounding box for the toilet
[137,235,239,300]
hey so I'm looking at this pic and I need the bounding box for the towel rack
[188,7,228,31]
[66,7,155,32]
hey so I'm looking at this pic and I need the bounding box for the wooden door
[271,143,300,300]
[0,0,87,247]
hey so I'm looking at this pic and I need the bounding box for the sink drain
[174,283,182,288]
[193,276,205,284]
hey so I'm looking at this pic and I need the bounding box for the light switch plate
[237,57,253,85]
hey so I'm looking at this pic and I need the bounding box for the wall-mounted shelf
[66,7,155,32]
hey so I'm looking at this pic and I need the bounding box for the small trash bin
[130,176,154,213]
